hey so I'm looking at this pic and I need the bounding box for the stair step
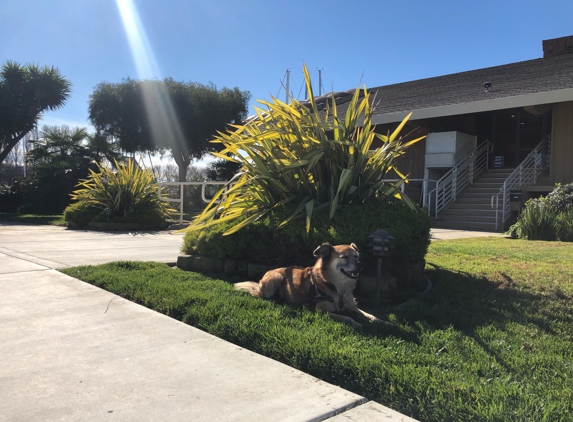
[441,209,497,217]
[457,192,497,199]
[432,220,498,231]
[449,203,494,211]
[483,168,515,173]
[474,178,507,184]
[432,167,516,232]
[438,214,496,223]
[464,187,502,194]
[470,182,505,189]
[478,171,515,178]
[453,197,493,204]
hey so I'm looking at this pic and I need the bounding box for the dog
[234,242,390,329]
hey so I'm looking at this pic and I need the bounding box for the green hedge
[183,198,431,279]
[64,200,168,228]
[64,200,103,227]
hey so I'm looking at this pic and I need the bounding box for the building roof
[324,51,573,125]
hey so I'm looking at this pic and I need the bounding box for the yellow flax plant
[70,159,175,219]
[182,64,425,235]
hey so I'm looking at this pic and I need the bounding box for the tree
[0,61,71,164]
[88,77,250,182]
[27,125,120,167]
[18,125,120,213]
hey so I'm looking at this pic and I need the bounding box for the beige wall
[550,101,573,184]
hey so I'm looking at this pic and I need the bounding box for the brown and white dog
[234,242,390,329]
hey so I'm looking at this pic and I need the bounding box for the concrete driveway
[0,222,184,269]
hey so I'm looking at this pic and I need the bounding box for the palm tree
[27,125,122,170]
[11,125,124,214]
[27,126,89,166]
[0,61,71,164]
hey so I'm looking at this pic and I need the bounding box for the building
[324,35,573,231]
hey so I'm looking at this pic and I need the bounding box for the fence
[160,178,445,225]
[158,181,228,224]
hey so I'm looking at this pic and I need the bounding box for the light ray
[115,0,186,161]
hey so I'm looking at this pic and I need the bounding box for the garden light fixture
[367,229,394,306]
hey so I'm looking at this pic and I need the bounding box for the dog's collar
[308,269,333,304]
[308,270,343,308]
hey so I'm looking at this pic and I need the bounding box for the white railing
[160,178,437,224]
[424,140,491,218]
[491,135,550,230]
[158,181,229,224]
[379,178,437,206]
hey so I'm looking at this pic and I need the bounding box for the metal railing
[379,179,437,205]
[490,135,551,230]
[159,178,437,224]
[424,140,491,218]
[158,181,229,224]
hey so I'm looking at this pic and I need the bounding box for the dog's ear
[350,243,359,253]
[313,243,333,258]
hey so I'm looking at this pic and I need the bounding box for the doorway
[485,108,551,168]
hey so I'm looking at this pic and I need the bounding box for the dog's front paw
[372,317,394,326]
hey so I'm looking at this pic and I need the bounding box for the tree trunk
[172,151,190,182]
[0,126,34,164]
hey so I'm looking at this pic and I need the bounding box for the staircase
[433,168,514,231]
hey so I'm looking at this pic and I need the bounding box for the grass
[60,237,573,422]
[0,212,65,225]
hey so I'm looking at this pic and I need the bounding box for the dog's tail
[234,281,263,297]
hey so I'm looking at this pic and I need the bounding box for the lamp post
[367,229,394,307]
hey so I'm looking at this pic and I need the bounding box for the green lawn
[0,212,65,225]
[61,237,573,422]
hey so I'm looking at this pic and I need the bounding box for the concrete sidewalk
[0,222,417,422]
[431,227,505,241]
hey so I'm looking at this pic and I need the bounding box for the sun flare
[115,0,185,152]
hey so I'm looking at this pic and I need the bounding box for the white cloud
[38,116,95,132]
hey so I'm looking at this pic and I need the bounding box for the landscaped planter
[67,221,171,231]
[177,254,275,279]
[177,254,411,300]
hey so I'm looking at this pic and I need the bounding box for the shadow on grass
[213,271,419,343]
[195,263,573,349]
[397,263,571,330]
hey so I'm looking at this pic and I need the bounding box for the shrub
[183,197,431,278]
[183,64,424,236]
[0,179,29,212]
[546,182,573,213]
[508,199,559,241]
[0,165,91,215]
[64,200,102,227]
[509,184,573,242]
[19,164,91,214]
[66,159,175,225]
[557,206,573,242]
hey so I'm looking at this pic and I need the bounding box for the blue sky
[2,0,573,133]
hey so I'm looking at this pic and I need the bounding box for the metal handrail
[490,135,550,230]
[426,140,491,218]
[160,178,439,224]
[158,181,229,224]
